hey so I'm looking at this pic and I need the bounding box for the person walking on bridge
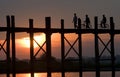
[100,14,107,28]
[84,14,90,29]
[72,13,78,29]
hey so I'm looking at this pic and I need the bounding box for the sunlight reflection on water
[0,72,120,77]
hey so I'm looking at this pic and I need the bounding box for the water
[0,72,120,77]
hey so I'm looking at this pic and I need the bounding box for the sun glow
[18,34,45,48]
[16,73,46,77]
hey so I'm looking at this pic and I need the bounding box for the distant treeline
[0,54,120,73]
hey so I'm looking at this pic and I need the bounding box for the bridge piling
[61,19,65,77]
[94,16,100,77]
[11,15,16,77]
[29,19,34,77]
[6,16,10,77]
[110,17,115,77]
[78,18,83,77]
[45,17,52,77]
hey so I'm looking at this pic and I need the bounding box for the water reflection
[16,73,47,77]
[16,74,30,77]
[0,72,120,77]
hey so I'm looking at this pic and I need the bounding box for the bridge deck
[0,27,120,34]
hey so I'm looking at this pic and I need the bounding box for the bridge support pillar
[110,17,115,77]
[6,16,10,77]
[61,19,65,77]
[78,18,83,77]
[29,19,34,77]
[94,16,100,77]
[11,15,16,77]
[46,17,52,77]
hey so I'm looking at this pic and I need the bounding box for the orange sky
[0,32,120,60]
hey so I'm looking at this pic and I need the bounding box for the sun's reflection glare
[16,73,47,77]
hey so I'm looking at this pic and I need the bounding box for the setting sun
[18,33,45,48]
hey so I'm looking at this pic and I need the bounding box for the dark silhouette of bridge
[0,15,119,77]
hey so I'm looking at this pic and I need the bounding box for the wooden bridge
[0,15,119,77]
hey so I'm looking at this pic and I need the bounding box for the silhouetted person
[84,15,90,28]
[100,14,107,28]
[77,18,81,29]
[72,13,78,29]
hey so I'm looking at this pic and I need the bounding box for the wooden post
[110,17,115,77]
[61,19,65,77]
[6,15,10,77]
[78,18,82,77]
[11,15,16,77]
[29,19,34,77]
[94,16,100,77]
[45,17,52,77]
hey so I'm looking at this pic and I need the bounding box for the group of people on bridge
[72,13,107,29]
